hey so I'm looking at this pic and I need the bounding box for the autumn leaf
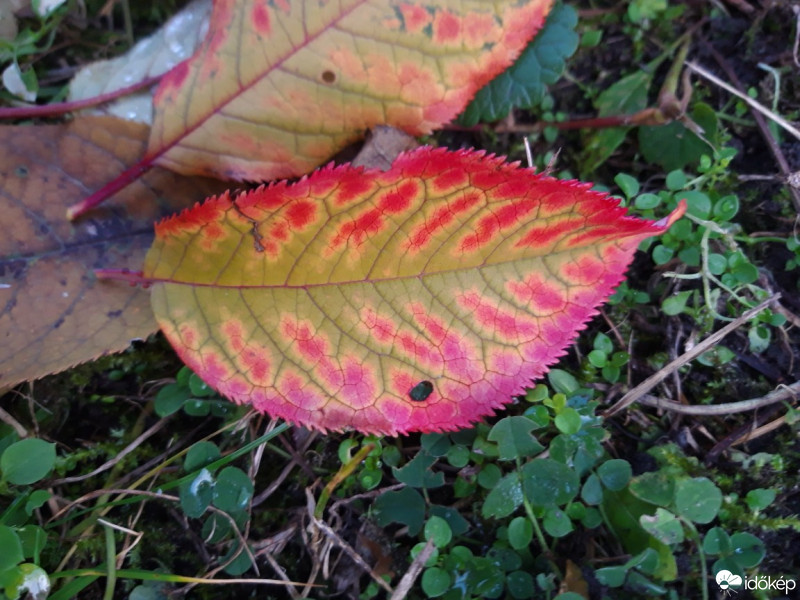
[0,116,227,387]
[142,147,685,435]
[72,0,553,217]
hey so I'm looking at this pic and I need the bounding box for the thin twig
[53,416,171,484]
[329,484,405,514]
[696,39,800,213]
[305,489,394,594]
[312,517,393,593]
[793,5,800,69]
[603,295,778,417]
[637,380,800,415]
[252,458,301,508]
[97,518,144,569]
[262,551,302,600]
[251,526,300,598]
[774,300,800,330]
[732,414,788,446]
[109,423,206,490]
[51,488,254,573]
[0,405,28,438]
[706,404,784,463]
[686,62,800,141]
[524,136,534,169]
[252,431,317,508]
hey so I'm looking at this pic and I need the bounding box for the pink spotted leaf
[142,147,685,435]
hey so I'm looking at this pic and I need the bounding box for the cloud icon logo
[716,570,743,589]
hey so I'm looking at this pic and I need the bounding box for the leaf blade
[147,0,553,180]
[145,147,684,434]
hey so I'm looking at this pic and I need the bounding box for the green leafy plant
[458,3,579,126]
[0,438,56,600]
[351,369,776,599]
[154,366,242,419]
[178,441,256,576]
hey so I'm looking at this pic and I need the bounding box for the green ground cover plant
[2,0,800,599]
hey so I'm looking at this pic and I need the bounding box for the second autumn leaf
[149,0,552,180]
[73,0,555,217]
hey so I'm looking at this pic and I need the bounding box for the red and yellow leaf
[144,147,684,434]
[148,0,552,181]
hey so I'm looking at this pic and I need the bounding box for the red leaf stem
[0,75,162,121]
[93,269,152,287]
[67,158,156,220]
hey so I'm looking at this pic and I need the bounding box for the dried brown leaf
[0,116,226,386]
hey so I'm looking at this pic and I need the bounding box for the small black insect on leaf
[408,380,433,402]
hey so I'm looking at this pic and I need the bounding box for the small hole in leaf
[321,70,336,84]
[408,380,433,402]
[15,166,28,177]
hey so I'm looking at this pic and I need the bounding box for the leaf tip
[658,198,688,230]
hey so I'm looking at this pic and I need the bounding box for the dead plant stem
[695,39,800,214]
[0,404,27,437]
[685,62,800,141]
[53,416,171,485]
[390,539,435,600]
[603,295,778,417]
[637,380,800,415]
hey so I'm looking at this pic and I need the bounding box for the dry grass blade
[0,404,27,438]
[253,526,302,600]
[731,414,790,446]
[305,488,394,594]
[696,38,800,215]
[638,380,800,415]
[53,416,172,485]
[685,62,800,142]
[603,295,778,417]
[390,538,436,600]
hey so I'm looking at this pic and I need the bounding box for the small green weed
[155,366,244,419]
[0,438,56,600]
[341,377,772,599]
